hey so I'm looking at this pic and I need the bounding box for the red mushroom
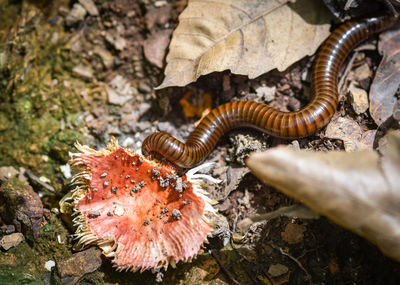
[60,138,217,272]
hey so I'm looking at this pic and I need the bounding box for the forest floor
[0,0,399,284]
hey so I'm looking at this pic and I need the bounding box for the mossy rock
[44,130,83,163]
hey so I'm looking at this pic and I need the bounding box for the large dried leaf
[158,0,332,89]
[370,24,400,126]
[246,132,400,261]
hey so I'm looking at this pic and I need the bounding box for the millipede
[142,14,398,168]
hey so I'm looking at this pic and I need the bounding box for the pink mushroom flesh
[77,147,212,270]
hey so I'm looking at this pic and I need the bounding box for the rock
[0,233,25,250]
[287,96,300,112]
[281,223,306,244]
[0,224,15,235]
[349,84,369,114]
[72,64,93,80]
[65,3,87,27]
[138,102,151,116]
[106,85,128,105]
[354,63,372,81]
[56,247,102,285]
[145,5,172,30]
[106,75,135,105]
[104,32,126,51]
[60,164,71,179]
[289,140,300,150]
[121,137,135,148]
[135,121,152,132]
[45,260,56,272]
[143,29,173,68]
[268,263,289,277]
[93,46,114,68]
[79,0,99,16]
[157,121,175,133]
[255,85,276,102]
[0,178,43,240]
[0,166,18,181]
[138,81,153,93]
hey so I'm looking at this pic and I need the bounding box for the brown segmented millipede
[142,15,398,168]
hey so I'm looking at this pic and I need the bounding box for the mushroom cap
[60,138,215,272]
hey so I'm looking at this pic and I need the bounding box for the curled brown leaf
[246,131,400,261]
[369,23,400,126]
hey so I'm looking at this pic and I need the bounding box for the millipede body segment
[142,15,398,168]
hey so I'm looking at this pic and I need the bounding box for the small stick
[278,247,310,280]
[211,250,242,285]
[24,170,56,193]
[269,243,311,282]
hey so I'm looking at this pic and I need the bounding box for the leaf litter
[370,22,400,126]
[246,131,400,262]
[2,0,400,284]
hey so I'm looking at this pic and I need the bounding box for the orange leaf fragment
[179,90,212,119]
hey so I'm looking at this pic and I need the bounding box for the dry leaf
[281,223,306,244]
[158,0,332,89]
[325,116,376,151]
[143,29,173,68]
[246,131,400,261]
[369,23,400,126]
[178,90,212,119]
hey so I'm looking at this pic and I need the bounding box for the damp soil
[0,0,399,284]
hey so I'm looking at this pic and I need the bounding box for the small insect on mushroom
[60,137,218,272]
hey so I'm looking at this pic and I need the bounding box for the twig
[232,212,239,233]
[278,247,310,279]
[344,0,355,10]
[270,243,311,282]
[230,240,262,285]
[211,250,242,285]
[24,170,56,193]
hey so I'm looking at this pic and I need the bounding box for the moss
[0,0,21,43]
[0,177,25,209]
[0,1,91,189]
[0,209,73,284]
[44,130,83,164]
[35,214,73,260]
[0,112,11,131]
[79,271,106,285]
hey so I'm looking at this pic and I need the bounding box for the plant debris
[158,0,333,88]
[246,131,400,262]
[369,22,400,126]
[1,0,400,283]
